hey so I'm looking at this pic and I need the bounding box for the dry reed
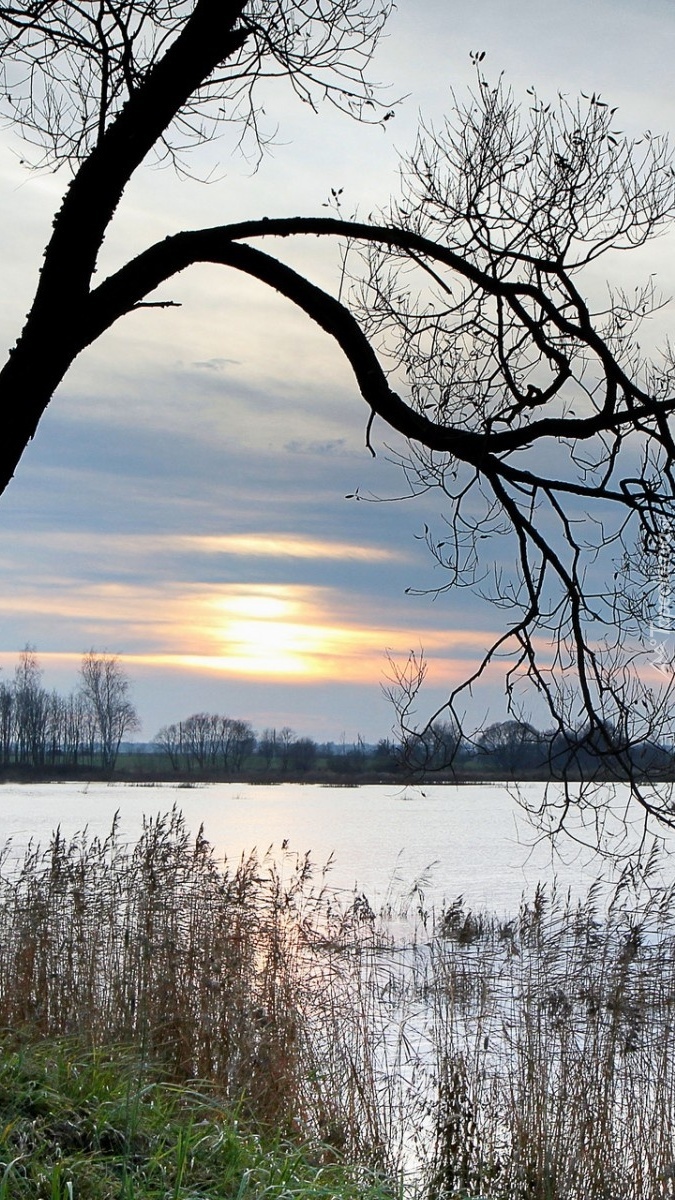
[416,874,675,1198]
[0,808,674,1198]
[0,809,399,1166]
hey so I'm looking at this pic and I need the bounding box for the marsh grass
[0,1036,398,1198]
[416,874,675,1198]
[0,809,675,1198]
[0,809,406,1170]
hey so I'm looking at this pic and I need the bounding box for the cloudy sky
[0,0,674,743]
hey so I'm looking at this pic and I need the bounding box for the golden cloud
[0,579,501,684]
[175,533,405,562]
[1,529,405,564]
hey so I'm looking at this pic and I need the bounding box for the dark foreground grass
[0,1035,397,1199]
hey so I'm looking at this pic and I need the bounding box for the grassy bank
[3,757,671,786]
[0,810,675,1197]
[0,1036,395,1198]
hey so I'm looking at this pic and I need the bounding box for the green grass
[0,1035,399,1199]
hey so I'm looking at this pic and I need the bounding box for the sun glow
[207,587,361,677]
[0,575,505,686]
[218,623,332,676]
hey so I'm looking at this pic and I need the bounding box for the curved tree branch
[1,35,675,838]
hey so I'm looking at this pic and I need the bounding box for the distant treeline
[0,647,138,773]
[399,718,673,781]
[153,716,393,776]
[1,648,672,782]
[150,714,674,782]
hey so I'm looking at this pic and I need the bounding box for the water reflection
[0,780,667,914]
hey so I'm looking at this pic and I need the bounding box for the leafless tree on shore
[1,6,675,837]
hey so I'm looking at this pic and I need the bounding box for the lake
[1,777,674,1197]
[0,778,666,914]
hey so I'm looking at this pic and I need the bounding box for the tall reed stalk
[419,875,675,1198]
[0,808,674,1198]
[0,809,399,1164]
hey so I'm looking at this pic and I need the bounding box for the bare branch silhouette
[0,13,674,839]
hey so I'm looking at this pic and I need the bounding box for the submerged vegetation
[0,809,675,1197]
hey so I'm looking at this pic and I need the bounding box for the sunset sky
[1,0,674,743]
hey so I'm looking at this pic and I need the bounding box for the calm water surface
[0,780,668,914]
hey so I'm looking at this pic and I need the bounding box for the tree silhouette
[0,0,393,492]
[80,649,139,770]
[1,6,675,836]
[369,78,675,840]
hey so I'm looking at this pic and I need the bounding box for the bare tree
[289,735,317,773]
[60,690,88,767]
[0,0,393,171]
[278,726,296,771]
[1,8,675,836]
[364,76,675,841]
[155,721,183,771]
[0,0,394,496]
[476,721,545,775]
[79,649,139,770]
[258,727,278,771]
[154,711,255,771]
[225,718,255,770]
[0,679,12,767]
[13,644,49,766]
[179,712,213,770]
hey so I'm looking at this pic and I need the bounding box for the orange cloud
[176,533,405,562]
[0,579,501,684]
